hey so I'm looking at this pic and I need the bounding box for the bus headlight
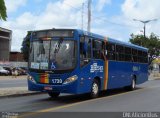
[27,75,36,83]
[63,75,78,84]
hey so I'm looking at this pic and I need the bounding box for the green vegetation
[21,31,31,61]
[0,0,7,21]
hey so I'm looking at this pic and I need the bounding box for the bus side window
[106,43,115,60]
[92,40,103,59]
[125,47,132,62]
[132,49,137,62]
[101,41,106,60]
[137,50,143,63]
[116,45,125,61]
[80,36,91,67]
[143,51,148,63]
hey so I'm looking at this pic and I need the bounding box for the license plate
[44,86,52,90]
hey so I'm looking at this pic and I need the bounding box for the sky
[0,0,160,51]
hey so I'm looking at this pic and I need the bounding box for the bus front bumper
[27,79,78,94]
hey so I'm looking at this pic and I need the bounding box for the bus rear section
[106,40,148,90]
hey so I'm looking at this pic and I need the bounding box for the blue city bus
[27,29,148,98]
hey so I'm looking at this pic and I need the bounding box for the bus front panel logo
[90,63,103,73]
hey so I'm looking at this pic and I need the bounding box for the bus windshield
[29,40,77,70]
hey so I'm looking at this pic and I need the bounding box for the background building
[10,51,24,62]
[0,27,12,61]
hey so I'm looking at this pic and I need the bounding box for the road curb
[0,92,45,99]
[153,78,160,80]
[149,78,160,81]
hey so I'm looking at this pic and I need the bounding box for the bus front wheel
[48,92,60,98]
[90,79,100,98]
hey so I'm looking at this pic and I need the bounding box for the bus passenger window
[142,51,148,63]
[80,37,91,67]
[92,40,103,59]
[137,50,143,63]
[106,43,115,60]
[116,45,125,61]
[132,49,138,62]
[125,47,132,62]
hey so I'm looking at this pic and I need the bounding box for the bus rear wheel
[90,79,100,98]
[131,79,136,90]
[48,92,60,98]
[128,79,136,91]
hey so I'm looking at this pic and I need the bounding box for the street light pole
[87,0,92,32]
[144,23,146,39]
[133,19,157,39]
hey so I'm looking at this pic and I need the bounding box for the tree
[21,31,31,61]
[129,33,160,63]
[0,0,7,21]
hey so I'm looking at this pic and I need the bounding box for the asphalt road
[0,76,27,88]
[0,79,160,118]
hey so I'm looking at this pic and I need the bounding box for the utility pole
[143,23,146,38]
[87,0,92,32]
[81,3,84,30]
[133,19,157,39]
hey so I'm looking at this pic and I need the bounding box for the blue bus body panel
[28,79,78,93]
[107,61,148,89]
[28,70,79,94]
[76,60,104,93]
[28,60,105,94]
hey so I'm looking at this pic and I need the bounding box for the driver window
[80,36,91,67]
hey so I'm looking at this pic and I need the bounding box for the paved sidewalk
[0,76,41,98]
[149,72,160,80]
[0,75,27,80]
[0,87,35,96]
[0,86,42,98]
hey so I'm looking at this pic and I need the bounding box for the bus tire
[48,92,60,98]
[90,79,100,98]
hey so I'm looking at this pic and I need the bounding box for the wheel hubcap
[132,80,135,89]
[92,83,98,95]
